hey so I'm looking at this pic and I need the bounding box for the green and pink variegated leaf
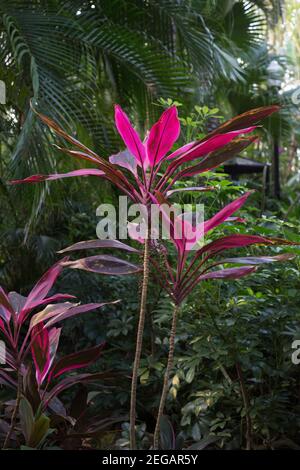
[204,191,254,234]
[30,302,77,331]
[114,104,146,168]
[206,105,280,137]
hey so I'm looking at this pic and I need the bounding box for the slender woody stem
[129,236,150,450]
[236,361,252,450]
[2,367,22,449]
[153,304,179,449]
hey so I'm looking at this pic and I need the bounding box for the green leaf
[29,414,51,448]
[19,397,34,444]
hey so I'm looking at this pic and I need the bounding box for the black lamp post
[267,59,284,199]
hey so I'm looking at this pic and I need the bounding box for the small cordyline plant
[147,193,296,448]
[12,102,279,449]
[0,259,117,449]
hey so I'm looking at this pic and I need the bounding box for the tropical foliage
[0,0,300,453]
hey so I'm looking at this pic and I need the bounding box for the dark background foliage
[0,0,300,449]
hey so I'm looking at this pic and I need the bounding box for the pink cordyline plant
[146,192,296,448]
[0,259,118,449]
[11,103,279,449]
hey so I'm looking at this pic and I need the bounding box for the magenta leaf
[49,343,105,380]
[62,255,142,275]
[19,258,69,324]
[114,104,146,167]
[167,141,196,160]
[197,234,273,258]
[0,317,5,332]
[147,106,180,166]
[206,105,280,137]
[44,301,119,329]
[167,127,256,163]
[10,169,105,185]
[30,302,77,331]
[58,239,140,254]
[204,191,253,234]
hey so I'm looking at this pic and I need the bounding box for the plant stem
[153,303,179,449]
[129,236,150,450]
[2,368,22,449]
[236,361,252,450]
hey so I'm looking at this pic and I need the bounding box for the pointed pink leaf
[44,301,119,329]
[20,259,69,323]
[197,234,272,257]
[147,106,180,166]
[30,302,77,331]
[114,105,146,167]
[0,317,6,332]
[10,169,105,185]
[32,325,61,385]
[204,191,253,234]
[45,371,115,404]
[167,141,196,160]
